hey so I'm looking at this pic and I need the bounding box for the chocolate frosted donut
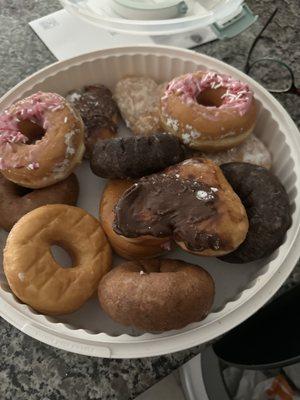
[0,174,79,231]
[67,85,119,157]
[219,162,292,263]
[114,158,249,257]
[90,133,188,179]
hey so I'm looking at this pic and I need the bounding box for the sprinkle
[64,117,68,123]
[18,272,26,282]
[166,117,179,132]
[175,174,180,178]
[196,190,215,201]
[67,92,81,102]
[140,271,145,275]
[211,187,218,192]
[191,130,201,139]
[27,162,39,170]
[182,133,191,144]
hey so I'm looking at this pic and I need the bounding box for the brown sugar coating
[90,133,188,179]
[0,174,79,231]
[98,259,215,332]
[219,162,292,263]
[114,158,249,257]
[66,85,119,157]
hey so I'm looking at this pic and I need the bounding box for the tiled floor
[136,371,186,400]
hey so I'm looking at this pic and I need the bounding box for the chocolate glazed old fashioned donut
[67,85,119,157]
[219,162,292,263]
[114,158,249,257]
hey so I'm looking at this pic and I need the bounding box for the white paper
[29,9,217,61]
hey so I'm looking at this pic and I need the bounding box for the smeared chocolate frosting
[114,174,220,252]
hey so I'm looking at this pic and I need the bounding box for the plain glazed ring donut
[114,158,249,257]
[161,71,257,151]
[100,180,171,259]
[98,259,215,332]
[0,92,85,188]
[91,133,188,179]
[4,204,112,315]
[0,174,79,231]
[219,162,292,263]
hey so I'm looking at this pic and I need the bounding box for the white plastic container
[60,0,256,37]
[111,0,188,20]
[0,46,299,359]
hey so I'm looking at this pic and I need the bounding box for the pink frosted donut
[0,92,85,188]
[160,71,257,151]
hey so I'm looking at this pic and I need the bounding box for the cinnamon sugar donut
[0,174,79,231]
[161,71,257,151]
[67,85,119,157]
[114,158,249,257]
[100,180,170,260]
[114,77,166,136]
[0,92,85,188]
[98,259,215,332]
[4,204,112,315]
[197,135,272,169]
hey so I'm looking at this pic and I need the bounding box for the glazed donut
[114,158,249,257]
[0,92,85,188]
[0,174,79,231]
[114,77,166,136]
[98,259,215,332]
[197,135,272,169]
[4,204,112,315]
[66,85,119,158]
[100,180,170,259]
[219,162,292,263]
[90,133,188,179]
[161,71,257,151]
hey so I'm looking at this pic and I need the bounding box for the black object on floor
[213,284,300,369]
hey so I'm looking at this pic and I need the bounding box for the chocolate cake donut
[67,85,119,157]
[90,133,188,179]
[219,162,292,263]
[0,174,79,231]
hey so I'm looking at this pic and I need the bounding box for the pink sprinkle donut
[0,92,85,188]
[160,71,257,151]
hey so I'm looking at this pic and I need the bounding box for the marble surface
[0,0,299,399]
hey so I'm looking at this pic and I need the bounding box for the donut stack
[0,70,291,333]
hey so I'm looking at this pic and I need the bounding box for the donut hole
[197,88,225,107]
[15,186,34,197]
[50,244,73,268]
[18,120,46,144]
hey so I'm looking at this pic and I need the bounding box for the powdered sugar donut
[197,135,272,169]
[114,77,166,136]
[161,71,257,151]
[0,92,85,188]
